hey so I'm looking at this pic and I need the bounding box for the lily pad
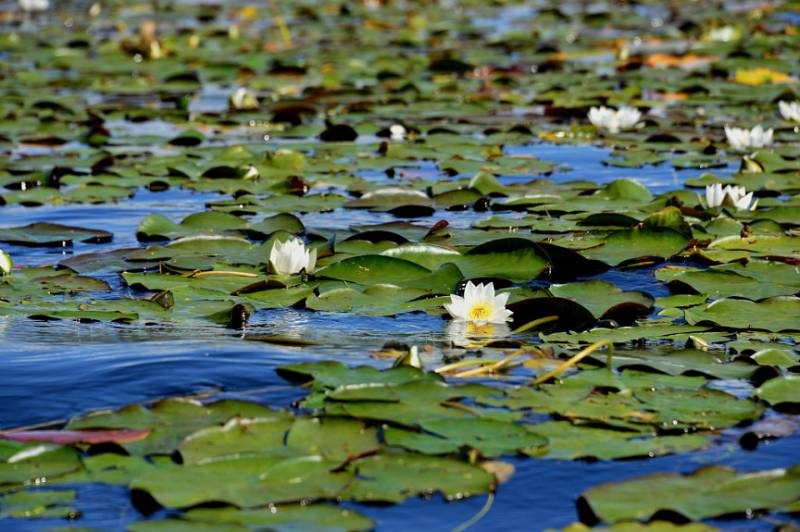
[684,297,800,332]
[339,451,495,503]
[0,223,112,247]
[578,465,800,524]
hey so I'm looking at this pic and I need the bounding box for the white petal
[0,250,11,274]
[446,295,467,320]
[307,248,317,273]
[494,291,510,308]
[489,308,513,323]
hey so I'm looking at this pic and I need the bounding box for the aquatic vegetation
[0,0,799,529]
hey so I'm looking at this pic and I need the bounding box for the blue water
[1,142,795,531]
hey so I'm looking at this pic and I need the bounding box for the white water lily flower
[269,238,316,275]
[588,106,641,134]
[229,87,259,111]
[724,125,773,151]
[0,249,11,275]
[778,101,800,122]
[18,0,49,11]
[705,183,755,211]
[389,124,407,141]
[706,26,737,42]
[360,187,428,200]
[445,281,512,325]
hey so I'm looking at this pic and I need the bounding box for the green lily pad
[657,263,800,300]
[0,444,82,486]
[578,465,800,524]
[528,421,710,461]
[0,489,77,519]
[755,376,800,408]
[684,297,800,332]
[314,255,432,285]
[580,228,689,267]
[385,418,547,458]
[339,451,495,503]
[0,223,112,246]
[549,280,654,320]
[183,504,374,532]
[131,454,351,509]
[66,399,278,455]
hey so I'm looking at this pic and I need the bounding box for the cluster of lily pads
[0,0,799,529]
[0,357,798,529]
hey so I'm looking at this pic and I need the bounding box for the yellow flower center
[468,303,490,322]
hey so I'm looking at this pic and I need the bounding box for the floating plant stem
[512,315,559,334]
[532,340,611,385]
[187,270,259,278]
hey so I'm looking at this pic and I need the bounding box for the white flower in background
[705,183,726,208]
[706,26,737,42]
[724,125,773,151]
[0,250,12,275]
[588,106,641,133]
[778,101,800,122]
[705,183,756,211]
[445,281,512,325]
[360,187,428,199]
[389,124,407,141]
[18,0,49,12]
[228,87,259,111]
[269,238,316,275]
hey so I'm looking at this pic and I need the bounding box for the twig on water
[188,270,258,279]
[532,339,611,385]
[511,314,558,334]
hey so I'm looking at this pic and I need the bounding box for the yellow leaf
[735,67,794,85]
[645,53,717,70]
[237,5,259,20]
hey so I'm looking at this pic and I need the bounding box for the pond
[0,0,799,530]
